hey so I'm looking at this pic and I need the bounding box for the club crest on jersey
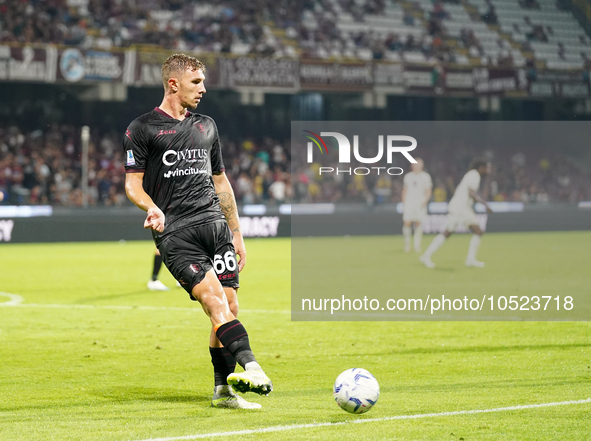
[190,264,201,273]
[126,150,135,166]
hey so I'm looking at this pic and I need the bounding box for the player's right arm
[125,172,165,233]
[468,188,493,213]
[122,120,164,232]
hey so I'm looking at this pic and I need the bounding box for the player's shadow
[75,289,151,304]
[432,266,455,272]
[0,388,209,413]
[352,342,591,357]
[95,387,210,404]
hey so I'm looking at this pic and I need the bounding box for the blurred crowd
[1,0,588,70]
[0,0,458,62]
[293,141,591,205]
[299,0,461,63]
[0,124,291,206]
[1,123,590,207]
[0,0,297,57]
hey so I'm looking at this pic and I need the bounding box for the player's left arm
[423,186,432,208]
[212,172,247,272]
[469,188,493,213]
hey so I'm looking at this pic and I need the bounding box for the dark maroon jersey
[123,107,226,243]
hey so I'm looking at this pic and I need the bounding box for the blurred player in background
[420,158,493,268]
[402,158,432,252]
[147,249,170,291]
[123,53,272,409]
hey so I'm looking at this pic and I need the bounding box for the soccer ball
[333,368,380,414]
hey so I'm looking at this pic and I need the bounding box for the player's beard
[181,94,199,110]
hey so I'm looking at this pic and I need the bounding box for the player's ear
[168,77,179,93]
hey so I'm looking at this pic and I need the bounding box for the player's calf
[215,319,273,395]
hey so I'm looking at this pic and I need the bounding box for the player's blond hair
[161,54,206,90]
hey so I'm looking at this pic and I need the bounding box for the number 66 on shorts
[214,251,237,274]
[158,221,240,298]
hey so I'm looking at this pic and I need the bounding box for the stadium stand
[292,141,591,204]
[1,0,589,67]
[467,0,591,69]
[3,122,587,207]
[0,124,290,207]
[1,1,590,208]
[0,0,298,57]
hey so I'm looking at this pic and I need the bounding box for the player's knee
[229,299,239,317]
[192,282,224,307]
[224,288,239,316]
[470,226,484,236]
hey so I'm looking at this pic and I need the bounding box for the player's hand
[144,206,165,232]
[232,232,247,272]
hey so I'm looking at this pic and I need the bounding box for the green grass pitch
[0,232,590,441]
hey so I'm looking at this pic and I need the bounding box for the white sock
[467,235,481,261]
[245,361,262,371]
[214,385,232,397]
[403,226,412,248]
[414,225,423,250]
[423,234,446,258]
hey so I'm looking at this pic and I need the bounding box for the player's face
[177,69,206,109]
[411,160,424,173]
[479,163,492,176]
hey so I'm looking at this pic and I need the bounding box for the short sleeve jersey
[403,171,432,207]
[123,107,225,242]
[448,169,481,212]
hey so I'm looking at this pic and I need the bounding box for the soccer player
[123,54,272,409]
[147,249,170,291]
[401,158,432,253]
[420,158,493,268]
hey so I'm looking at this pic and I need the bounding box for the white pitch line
[130,398,591,441]
[0,300,288,314]
[0,292,24,306]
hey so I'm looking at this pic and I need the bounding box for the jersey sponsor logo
[162,149,207,166]
[126,150,136,166]
[156,129,177,138]
[163,168,208,179]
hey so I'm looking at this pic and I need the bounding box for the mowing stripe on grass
[130,398,591,441]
